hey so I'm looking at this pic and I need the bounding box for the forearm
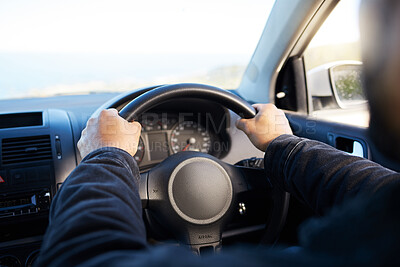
[265,135,400,214]
[37,147,147,266]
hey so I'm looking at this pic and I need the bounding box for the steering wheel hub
[168,157,233,225]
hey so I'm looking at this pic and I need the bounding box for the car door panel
[286,113,400,172]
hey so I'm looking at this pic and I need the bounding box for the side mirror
[330,62,366,108]
[307,61,366,109]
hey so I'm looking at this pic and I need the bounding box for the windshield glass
[0,0,275,100]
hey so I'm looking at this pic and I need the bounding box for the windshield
[0,0,275,100]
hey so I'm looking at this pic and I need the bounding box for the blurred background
[0,0,274,99]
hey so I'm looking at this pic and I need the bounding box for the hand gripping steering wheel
[94,83,289,253]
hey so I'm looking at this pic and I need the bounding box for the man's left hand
[77,109,142,159]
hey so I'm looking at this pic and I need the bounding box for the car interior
[0,0,399,266]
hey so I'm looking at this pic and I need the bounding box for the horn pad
[168,157,233,225]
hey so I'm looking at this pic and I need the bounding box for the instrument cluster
[133,112,221,169]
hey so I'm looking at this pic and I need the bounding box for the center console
[0,110,77,266]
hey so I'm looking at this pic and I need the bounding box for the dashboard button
[0,170,7,188]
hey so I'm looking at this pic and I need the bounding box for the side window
[303,0,368,127]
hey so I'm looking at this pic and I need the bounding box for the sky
[0,0,277,99]
[0,0,275,54]
[0,0,362,99]
[310,0,362,48]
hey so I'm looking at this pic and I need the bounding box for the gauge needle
[182,143,190,151]
[182,137,196,151]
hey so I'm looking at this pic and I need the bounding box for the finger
[129,121,142,134]
[131,121,142,130]
[119,120,141,134]
[81,127,87,137]
[100,109,118,119]
[77,138,83,151]
[86,117,96,126]
[252,104,263,112]
[264,103,278,110]
[107,108,119,116]
[252,104,272,114]
[99,109,108,117]
[253,103,271,112]
[236,118,249,133]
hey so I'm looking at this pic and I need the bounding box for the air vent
[1,135,52,165]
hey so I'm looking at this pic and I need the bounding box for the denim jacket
[36,135,400,266]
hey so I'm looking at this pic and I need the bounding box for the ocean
[0,52,249,99]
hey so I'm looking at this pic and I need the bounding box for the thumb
[236,118,249,133]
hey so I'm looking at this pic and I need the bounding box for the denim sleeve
[264,135,400,214]
[36,147,148,266]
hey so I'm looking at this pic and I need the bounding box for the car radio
[0,134,56,222]
[0,162,55,221]
[0,190,51,219]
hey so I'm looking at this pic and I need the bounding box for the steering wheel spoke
[226,164,290,243]
[139,172,149,209]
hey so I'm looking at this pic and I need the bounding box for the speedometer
[170,121,211,154]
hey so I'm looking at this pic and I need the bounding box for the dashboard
[134,103,228,169]
[136,113,215,167]
[0,91,263,266]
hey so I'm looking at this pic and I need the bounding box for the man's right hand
[236,104,293,152]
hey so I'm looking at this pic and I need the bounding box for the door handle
[328,134,367,158]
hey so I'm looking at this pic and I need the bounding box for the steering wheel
[94,83,289,253]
